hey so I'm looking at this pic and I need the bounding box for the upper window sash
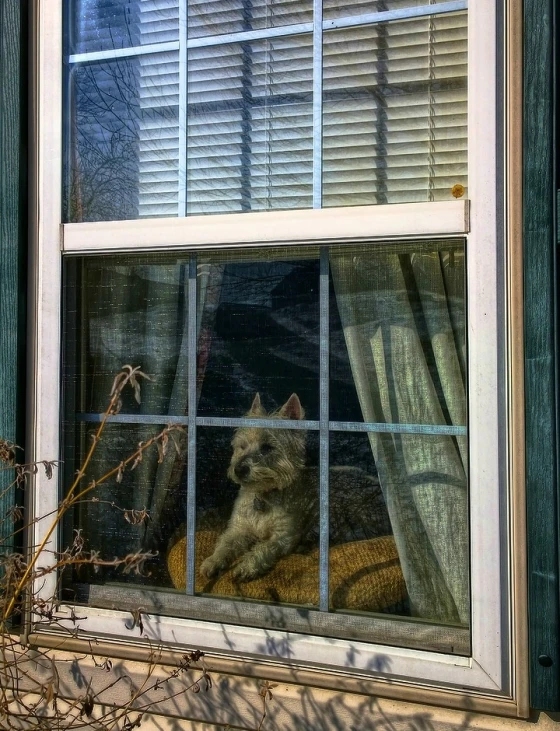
[67,0,467,62]
[62,0,468,221]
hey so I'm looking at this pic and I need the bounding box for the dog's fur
[199,393,391,583]
[199,393,314,582]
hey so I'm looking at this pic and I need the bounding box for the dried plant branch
[0,365,271,730]
[1,366,177,622]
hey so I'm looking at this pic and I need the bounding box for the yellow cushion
[167,530,406,612]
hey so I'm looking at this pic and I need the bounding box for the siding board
[0,0,26,551]
[523,0,560,711]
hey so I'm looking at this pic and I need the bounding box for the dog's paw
[232,557,264,582]
[199,555,226,579]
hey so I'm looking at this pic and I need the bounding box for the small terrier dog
[199,393,390,583]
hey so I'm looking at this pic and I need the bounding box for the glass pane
[197,249,320,420]
[330,240,466,427]
[63,241,469,643]
[329,430,469,629]
[66,0,180,55]
[64,53,180,222]
[195,427,319,607]
[61,422,182,596]
[187,36,313,215]
[64,256,190,416]
[323,13,468,206]
[188,0,312,39]
[323,0,457,22]
[328,432,401,612]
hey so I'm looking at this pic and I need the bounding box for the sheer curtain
[331,245,468,624]
[83,259,223,559]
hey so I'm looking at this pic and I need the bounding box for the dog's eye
[260,443,273,455]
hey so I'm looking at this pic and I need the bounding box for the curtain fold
[330,245,469,624]
[84,259,223,561]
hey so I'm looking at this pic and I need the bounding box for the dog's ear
[279,393,305,421]
[248,392,266,416]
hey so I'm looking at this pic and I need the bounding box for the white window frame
[28,0,528,715]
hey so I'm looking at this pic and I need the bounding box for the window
[31,0,523,710]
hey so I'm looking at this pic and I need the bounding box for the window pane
[323,13,468,206]
[196,249,320,419]
[65,53,180,222]
[188,0,312,39]
[329,431,468,628]
[195,427,320,606]
[64,256,191,415]
[67,0,180,55]
[187,36,313,215]
[323,0,457,22]
[60,421,180,595]
[330,240,466,427]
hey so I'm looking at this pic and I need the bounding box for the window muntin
[64,1,467,221]
[62,240,468,653]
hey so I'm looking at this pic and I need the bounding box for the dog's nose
[235,462,250,479]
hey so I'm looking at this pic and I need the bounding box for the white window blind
[187,0,312,38]
[186,36,314,214]
[137,1,181,217]
[323,13,467,206]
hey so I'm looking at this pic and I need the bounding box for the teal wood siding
[0,0,26,549]
[524,0,560,711]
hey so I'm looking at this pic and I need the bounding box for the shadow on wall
[129,678,483,731]
[54,620,489,731]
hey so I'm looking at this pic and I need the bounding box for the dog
[199,393,391,583]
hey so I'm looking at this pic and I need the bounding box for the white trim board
[63,201,470,252]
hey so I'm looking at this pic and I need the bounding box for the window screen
[62,241,469,654]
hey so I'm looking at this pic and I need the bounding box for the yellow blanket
[168,530,406,611]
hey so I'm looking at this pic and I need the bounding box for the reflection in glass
[187,36,313,215]
[188,0,312,39]
[65,54,180,222]
[66,0,180,55]
[64,3,468,220]
[323,15,467,206]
